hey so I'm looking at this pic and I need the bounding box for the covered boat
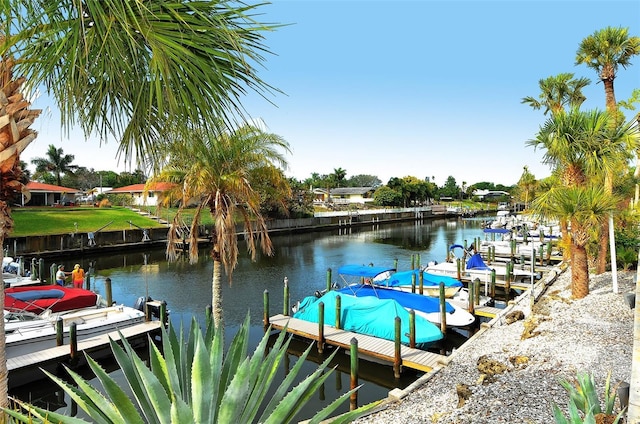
[5,285,101,313]
[336,284,475,327]
[378,268,463,298]
[293,291,443,348]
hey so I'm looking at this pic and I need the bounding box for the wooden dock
[8,321,163,388]
[269,314,448,373]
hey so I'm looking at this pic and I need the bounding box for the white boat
[5,305,147,358]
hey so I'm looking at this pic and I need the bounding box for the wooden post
[439,283,447,334]
[335,295,342,329]
[456,258,462,281]
[411,254,415,270]
[491,269,496,298]
[418,270,424,295]
[394,258,398,270]
[263,290,269,330]
[326,268,332,292]
[160,301,168,327]
[411,273,416,294]
[105,277,112,306]
[468,280,476,315]
[510,239,516,261]
[409,310,416,348]
[394,316,402,378]
[546,241,552,263]
[69,322,78,363]
[85,271,91,291]
[350,338,359,411]
[56,318,63,346]
[38,258,45,282]
[283,277,289,316]
[145,302,152,322]
[30,258,36,281]
[318,302,325,354]
[416,254,421,269]
[50,263,56,285]
[539,245,544,266]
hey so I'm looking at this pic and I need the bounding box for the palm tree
[521,73,590,116]
[331,167,347,188]
[532,185,618,298]
[30,144,78,186]
[0,0,280,410]
[576,27,640,117]
[516,166,537,209]
[576,26,640,274]
[151,122,291,329]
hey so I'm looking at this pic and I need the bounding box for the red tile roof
[26,182,80,193]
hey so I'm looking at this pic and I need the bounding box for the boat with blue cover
[335,265,475,327]
[292,290,443,349]
[375,268,463,298]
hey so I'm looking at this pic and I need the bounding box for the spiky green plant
[3,314,380,423]
[552,371,625,424]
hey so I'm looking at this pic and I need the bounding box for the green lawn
[9,206,168,237]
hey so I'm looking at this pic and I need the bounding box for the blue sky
[26,0,640,187]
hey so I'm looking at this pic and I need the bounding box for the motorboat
[5,285,103,314]
[374,268,463,298]
[292,290,443,349]
[4,305,147,358]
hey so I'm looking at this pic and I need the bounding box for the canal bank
[6,205,482,260]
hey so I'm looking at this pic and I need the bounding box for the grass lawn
[9,206,168,237]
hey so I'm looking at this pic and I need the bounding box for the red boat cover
[5,285,99,313]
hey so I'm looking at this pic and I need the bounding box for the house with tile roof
[24,182,81,206]
[106,182,175,206]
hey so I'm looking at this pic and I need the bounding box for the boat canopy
[337,265,396,279]
[5,285,99,313]
[293,290,443,346]
[381,269,462,289]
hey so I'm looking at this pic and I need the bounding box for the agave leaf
[241,328,291,422]
[579,373,601,414]
[220,314,250,389]
[264,351,341,424]
[208,315,225,423]
[551,403,569,424]
[5,398,90,423]
[258,338,315,420]
[217,356,255,422]
[121,335,175,424]
[110,336,163,424]
[149,332,175,399]
[42,367,113,424]
[603,371,616,414]
[310,396,383,424]
[84,354,144,424]
[191,327,215,423]
[170,394,197,424]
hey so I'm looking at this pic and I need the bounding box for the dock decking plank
[269,314,446,373]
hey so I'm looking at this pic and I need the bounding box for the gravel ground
[354,267,636,424]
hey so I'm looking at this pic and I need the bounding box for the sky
[24,0,640,187]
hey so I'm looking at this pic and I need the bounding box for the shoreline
[355,267,635,423]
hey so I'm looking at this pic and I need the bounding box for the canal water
[10,216,490,420]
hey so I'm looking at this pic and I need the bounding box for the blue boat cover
[8,289,65,302]
[483,228,511,234]
[337,265,396,278]
[337,284,454,314]
[382,269,462,289]
[466,253,492,270]
[293,291,443,346]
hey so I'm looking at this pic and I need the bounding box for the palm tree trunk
[212,258,224,329]
[572,243,589,299]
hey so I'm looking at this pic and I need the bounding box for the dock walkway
[269,314,448,373]
[8,321,163,387]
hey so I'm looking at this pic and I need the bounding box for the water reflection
[11,217,488,420]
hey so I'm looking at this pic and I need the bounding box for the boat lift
[128,221,151,242]
[87,221,113,246]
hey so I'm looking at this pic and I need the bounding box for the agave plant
[4,314,379,423]
[552,371,625,424]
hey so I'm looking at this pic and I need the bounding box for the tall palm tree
[576,26,640,274]
[151,123,291,329]
[521,73,591,116]
[30,144,78,186]
[576,26,640,117]
[0,0,280,409]
[331,167,347,188]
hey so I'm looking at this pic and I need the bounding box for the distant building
[106,183,175,206]
[327,187,376,205]
[23,182,81,206]
[472,189,510,200]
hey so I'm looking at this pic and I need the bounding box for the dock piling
[263,290,269,330]
[283,277,289,316]
[394,317,402,378]
[318,302,325,354]
[350,338,359,411]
